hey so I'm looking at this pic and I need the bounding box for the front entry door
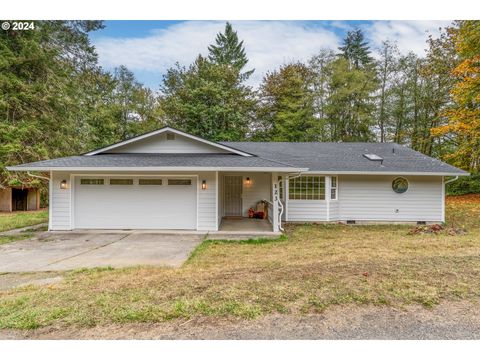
[224,176,243,217]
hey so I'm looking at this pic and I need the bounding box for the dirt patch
[446,194,480,204]
[0,272,64,291]
[2,300,479,340]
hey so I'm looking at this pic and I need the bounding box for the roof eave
[7,166,468,176]
[302,170,470,176]
[6,166,309,173]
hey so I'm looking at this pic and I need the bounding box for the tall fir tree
[208,22,254,79]
[338,29,374,69]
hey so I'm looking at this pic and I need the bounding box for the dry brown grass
[1,196,480,329]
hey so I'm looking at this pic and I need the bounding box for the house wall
[108,132,229,154]
[337,175,443,222]
[217,174,224,227]
[284,174,443,223]
[197,172,217,231]
[49,171,445,230]
[329,201,339,221]
[287,201,328,221]
[241,173,271,217]
[51,171,72,230]
[0,188,12,212]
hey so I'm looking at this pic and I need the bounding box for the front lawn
[1,196,480,330]
[0,210,48,232]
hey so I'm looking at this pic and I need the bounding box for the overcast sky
[89,20,452,90]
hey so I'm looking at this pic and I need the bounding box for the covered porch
[219,217,273,232]
[216,171,286,234]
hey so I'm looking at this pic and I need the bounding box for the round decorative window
[392,177,409,194]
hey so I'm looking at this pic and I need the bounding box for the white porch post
[326,175,331,221]
[271,172,279,232]
[285,175,289,221]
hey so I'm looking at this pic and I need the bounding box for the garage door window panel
[110,179,133,185]
[80,179,104,185]
[139,179,163,185]
[168,179,192,185]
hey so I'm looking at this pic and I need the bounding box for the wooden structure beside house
[0,186,41,212]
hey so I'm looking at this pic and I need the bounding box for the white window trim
[330,176,338,201]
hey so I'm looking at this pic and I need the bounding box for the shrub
[446,175,480,195]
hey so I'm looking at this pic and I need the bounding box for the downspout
[27,172,50,181]
[444,176,459,185]
[277,172,303,232]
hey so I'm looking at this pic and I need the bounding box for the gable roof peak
[84,126,253,157]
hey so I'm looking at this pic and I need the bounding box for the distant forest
[1,21,479,193]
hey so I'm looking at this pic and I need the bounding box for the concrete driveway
[0,232,205,272]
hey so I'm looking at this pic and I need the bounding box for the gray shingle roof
[221,142,468,175]
[7,141,468,175]
[7,153,300,170]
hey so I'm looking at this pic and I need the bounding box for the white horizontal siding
[288,200,328,221]
[109,132,228,154]
[329,201,339,220]
[51,171,71,230]
[197,172,217,231]
[241,173,271,216]
[338,175,443,222]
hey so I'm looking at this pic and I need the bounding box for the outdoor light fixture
[246,177,251,185]
[60,180,67,189]
[202,180,207,190]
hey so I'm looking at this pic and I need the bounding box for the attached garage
[73,176,197,230]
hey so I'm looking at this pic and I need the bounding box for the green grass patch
[0,233,32,245]
[0,210,48,232]
[1,197,480,330]
[186,234,288,263]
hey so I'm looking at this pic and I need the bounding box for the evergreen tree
[256,62,316,141]
[0,21,104,187]
[338,29,373,69]
[324,57,377,141]
[160,55,256,141]
[208,22,254,79]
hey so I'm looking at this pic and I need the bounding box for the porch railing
[262,199,283,231]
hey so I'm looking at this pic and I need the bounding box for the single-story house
[7,127,468,233]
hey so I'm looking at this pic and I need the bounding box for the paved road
[0,231,204,272]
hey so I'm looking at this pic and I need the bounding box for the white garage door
[74,176,197,229]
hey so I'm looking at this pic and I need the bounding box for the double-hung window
[330,176,338,200]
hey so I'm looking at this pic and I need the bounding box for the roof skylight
[363,154,383,161]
